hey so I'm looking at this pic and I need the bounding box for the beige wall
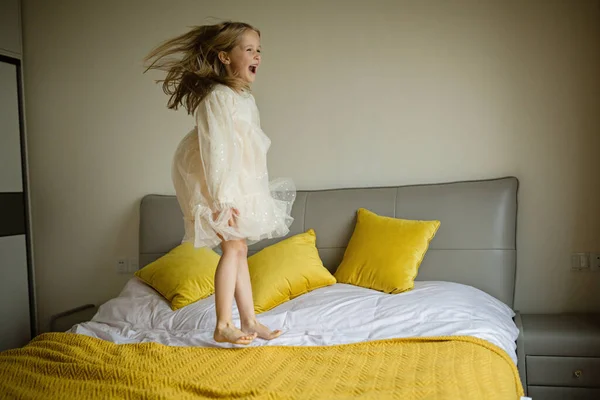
[22,0,600,331]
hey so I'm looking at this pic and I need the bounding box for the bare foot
[214,323,257,345]
[242,319,283,340]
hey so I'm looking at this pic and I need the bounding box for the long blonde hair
[143,21,260,114]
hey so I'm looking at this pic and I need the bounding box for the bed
[0,177,525,399]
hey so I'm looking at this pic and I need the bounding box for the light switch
[128,258,139,273]
[571,253,590,271]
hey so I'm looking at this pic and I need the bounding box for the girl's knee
[221,239,248,258]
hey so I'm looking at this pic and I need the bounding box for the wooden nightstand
[520,314,600,399]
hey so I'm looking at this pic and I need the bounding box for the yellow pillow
[334,208,440,294]
[134,242,220,310]
[248,229,336,314]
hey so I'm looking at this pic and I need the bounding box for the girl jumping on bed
[144,21,295,345]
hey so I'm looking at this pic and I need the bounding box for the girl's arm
[196,90,241,213]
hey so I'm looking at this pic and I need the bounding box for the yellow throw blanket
[0,333,523,400]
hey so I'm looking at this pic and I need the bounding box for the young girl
[144,21,295,345]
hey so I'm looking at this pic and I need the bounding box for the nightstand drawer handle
[573,370,582,379]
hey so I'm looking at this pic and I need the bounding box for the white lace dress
[172,84,295,248]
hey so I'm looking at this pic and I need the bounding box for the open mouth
[249,65,257,74]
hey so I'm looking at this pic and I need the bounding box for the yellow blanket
[0,333,523,400]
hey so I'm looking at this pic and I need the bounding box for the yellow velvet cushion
[334,208,440,294]
[248,229,336,314]
[134,242,220,310]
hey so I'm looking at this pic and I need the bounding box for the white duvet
[71,278,520,364]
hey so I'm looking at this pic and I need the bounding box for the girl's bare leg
[213,239,257,345]
[234,249,282,340]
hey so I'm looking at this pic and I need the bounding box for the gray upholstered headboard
[139,177,518,307]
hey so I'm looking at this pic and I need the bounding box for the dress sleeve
[196,90,241,212]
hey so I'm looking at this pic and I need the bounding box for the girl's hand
[212,208,239,227]
[228,208,240,227]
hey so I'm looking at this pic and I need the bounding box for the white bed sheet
[70,278,520,363]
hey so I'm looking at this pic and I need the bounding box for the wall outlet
[116,258,128,274]
[590,253,600,272]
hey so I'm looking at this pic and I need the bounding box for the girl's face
[221,30,261,85]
